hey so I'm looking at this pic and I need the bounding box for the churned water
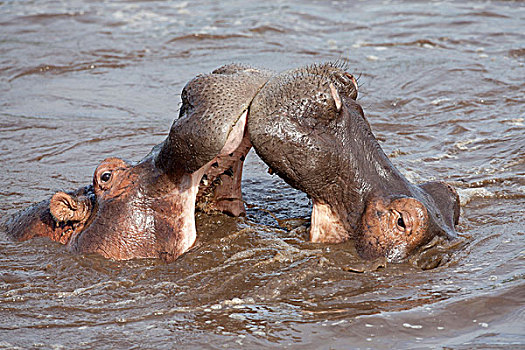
[0,0,523,349]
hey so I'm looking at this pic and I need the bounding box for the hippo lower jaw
[180,109,252,251]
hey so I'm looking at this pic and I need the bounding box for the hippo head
[248,62,460,262]
[3,64,272,261]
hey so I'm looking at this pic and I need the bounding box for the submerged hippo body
[3,64,271,261]
[248,62,460,262]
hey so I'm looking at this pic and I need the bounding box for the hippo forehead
[166,64,273,173]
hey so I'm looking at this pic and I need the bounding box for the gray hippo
[3,64,271,261]
[248,63,460,262]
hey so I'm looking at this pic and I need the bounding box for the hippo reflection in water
[3,62,460,262]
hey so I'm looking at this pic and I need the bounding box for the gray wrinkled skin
[157,64,273,174]
[249,62,368,232]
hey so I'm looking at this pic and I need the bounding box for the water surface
[0,0,524,348]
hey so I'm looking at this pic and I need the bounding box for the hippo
[2,64,272,261]
[248,62,460,262]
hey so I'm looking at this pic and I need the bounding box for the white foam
[454,138,478,151]
[502,118,524,126]
[430,97,451,105]
[457,187,494,206]
[229,313,246,321]
[403,323,423,329]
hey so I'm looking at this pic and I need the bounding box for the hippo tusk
[329,83,342,112]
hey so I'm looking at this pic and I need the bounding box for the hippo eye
[100,171,112,183]
[397,215,406,230]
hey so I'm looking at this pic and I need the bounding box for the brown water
[1,0,524,348]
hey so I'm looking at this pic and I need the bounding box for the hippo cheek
[69,197,160,260]
[357,196,430,262]
[69,172,197,262]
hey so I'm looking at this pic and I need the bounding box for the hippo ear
[50,192,90,223]
[419,181,460,230]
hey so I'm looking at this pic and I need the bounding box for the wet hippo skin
[248,62,460,262]
[3,64,271,261]
[3,62,459,263]
[4,185,96,245]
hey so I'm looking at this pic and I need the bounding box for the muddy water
[1,0,524,348]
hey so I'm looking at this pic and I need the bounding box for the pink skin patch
[310,199,348,243]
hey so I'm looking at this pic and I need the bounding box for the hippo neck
[139,152,204,259]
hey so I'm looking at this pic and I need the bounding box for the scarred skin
[2,64,272,261]
[248,62,460,262]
